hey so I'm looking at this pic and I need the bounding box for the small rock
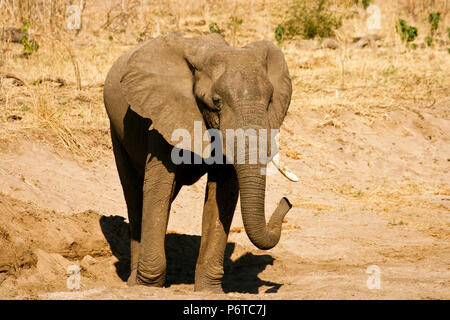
[352,34,382,49]
[322,38,340,50]
[353,38,369,48]
[295,39,317,50]
[80,255,96,270]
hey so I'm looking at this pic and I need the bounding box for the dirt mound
[0,193,128,298]
[0,129,126,216]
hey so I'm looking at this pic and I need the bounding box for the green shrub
[209,22,222,35]
[428,12,440,33]
[275,25,285,43]
[353,0,372,9]
[20,21,39,55]
[424,13,440,48]
[396,19,418,49]
[229,16,244,28]
[275,0,343,43]
[447,28,450,54]
[228,16,243,37]
[228,16,244,45]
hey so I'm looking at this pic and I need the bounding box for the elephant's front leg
[195,165,238,293]
[134,153,176,287]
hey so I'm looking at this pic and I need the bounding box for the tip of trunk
[247,197,292,250]
[278,197,293,212]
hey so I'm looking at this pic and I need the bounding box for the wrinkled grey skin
[103,32,293,292]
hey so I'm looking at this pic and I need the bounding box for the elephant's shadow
[99,215,282,294]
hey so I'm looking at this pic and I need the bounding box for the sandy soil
[0,97,449,300]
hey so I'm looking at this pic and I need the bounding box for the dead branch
[0,71,28,86]
[0,70,103,88]
[33,76,67,86]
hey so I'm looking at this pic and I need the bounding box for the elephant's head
[120,32,292,250]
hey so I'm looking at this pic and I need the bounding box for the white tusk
[271,153,299,182]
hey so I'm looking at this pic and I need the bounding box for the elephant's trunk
[235,158,292,250]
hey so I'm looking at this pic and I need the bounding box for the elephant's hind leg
[195,165,238,293]
[110,127,143,285]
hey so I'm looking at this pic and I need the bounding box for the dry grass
[0,0,447,122]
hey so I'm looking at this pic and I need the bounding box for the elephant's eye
[212,96,222,109]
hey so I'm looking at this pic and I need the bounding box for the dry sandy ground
[0,96,449,300]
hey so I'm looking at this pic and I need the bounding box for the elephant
[103,32,293,292]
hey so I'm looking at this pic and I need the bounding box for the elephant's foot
[127,266,166,287]
[194,271,224,294]
[134,268,166,287]
[194,282,224,294]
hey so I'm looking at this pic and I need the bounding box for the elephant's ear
[119,32,226,152]
[244,41,292,129]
